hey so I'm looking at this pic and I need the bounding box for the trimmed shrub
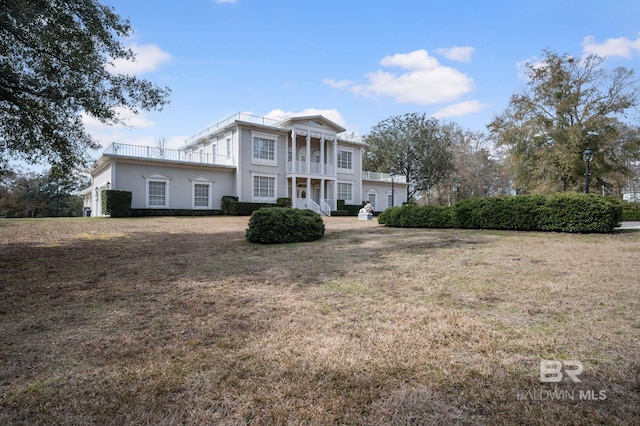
[378,204,455,228]
[344,203,366,216]
[380,193,622,233]
[246,208,325,244]
[537,193,622,233]
[229,201,280,215]
[456,195,546,230]
[622,202,640,221]
[130,209,220,217]
[221,196,238,215]
[101,190,132,218]
[277,197,292,208]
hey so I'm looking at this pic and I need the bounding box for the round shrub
[246,207,325,244]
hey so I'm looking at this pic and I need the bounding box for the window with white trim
[251,131,277,165]
[337,182,353,202]
[368,192,377,209]
[145,173,170,208]
[190,177,214,209]
[387,192,394,208]
[194,184,209,207]
[253,137,275,161]
[149,181,166,206]
[337,150,353,171]
[226,137,232,161]
[253,175,275,200]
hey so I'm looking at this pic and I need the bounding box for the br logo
[540,360,584,383]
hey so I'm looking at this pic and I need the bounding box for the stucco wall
[362,181,408,210]
[236,127,288,202]
[112,161,236,210]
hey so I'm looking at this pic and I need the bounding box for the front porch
[289,177,335,216]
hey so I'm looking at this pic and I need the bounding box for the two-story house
[83,113,408,216]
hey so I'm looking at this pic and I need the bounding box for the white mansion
[83,113,407,216]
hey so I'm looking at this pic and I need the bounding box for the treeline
[0,169,87,218]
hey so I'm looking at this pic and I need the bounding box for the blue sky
[88,0,640,153]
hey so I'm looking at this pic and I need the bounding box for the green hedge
[220,195,284,215]
[277,197,292,208]
[221,196,238,215]
[344,203,366,216]
[101,190,132,218]
[622,202,640,221]
[378,204,456,228]
[379,193,622,233]
[246,207,325,244]
[130,209,220,217]
[228,201,280,215]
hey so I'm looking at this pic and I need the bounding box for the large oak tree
[363,113,454,201]
[0,0,171,173]
[488,50,640,194]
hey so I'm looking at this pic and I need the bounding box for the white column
[291,129,296,173]
[306,177,311,203]
[320,178,325,205]
[291,129,296,208]
[320,135,325,175]
[333,139,338,177]
[306,133,311,174]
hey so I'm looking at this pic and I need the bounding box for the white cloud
[265,108,347,127]
[82,107,159,148]
[379,50,441,69]
[110,42,173,75]
[582,35,640,58]
[432,100,486,119]
[322,78,354,89]
[327,49,474,105]
[435,46,475,62]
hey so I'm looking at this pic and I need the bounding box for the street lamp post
[390,168,396,207]
[583,148,594,193]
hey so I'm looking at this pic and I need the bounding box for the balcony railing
[362,171,407,183]
[185,113,285,145]
[286,161,335,176]
[103,142,235,166]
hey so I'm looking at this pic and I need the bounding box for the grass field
[0,216,638,425]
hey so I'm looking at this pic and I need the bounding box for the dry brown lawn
[0,216,638,425]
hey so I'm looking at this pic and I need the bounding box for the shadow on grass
[20,222,640,423]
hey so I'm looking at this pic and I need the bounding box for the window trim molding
[251,172,278,202]
[251,131,278,166]
[337,148,354,174]
[143,172,171,209]
[367,189,377,209]
[190,176,214,209]
[337,180,354,203]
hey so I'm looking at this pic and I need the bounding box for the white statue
[359,203,374,214]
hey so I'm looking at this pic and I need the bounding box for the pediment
[284,115,346,133]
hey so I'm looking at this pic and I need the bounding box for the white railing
[287,161,335,176]
[362,170,407,183]
[104,142,235,166]
[185,113,285,145]
[337,132,363,143]
[320,199,332,216]
[293,198,331,216]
